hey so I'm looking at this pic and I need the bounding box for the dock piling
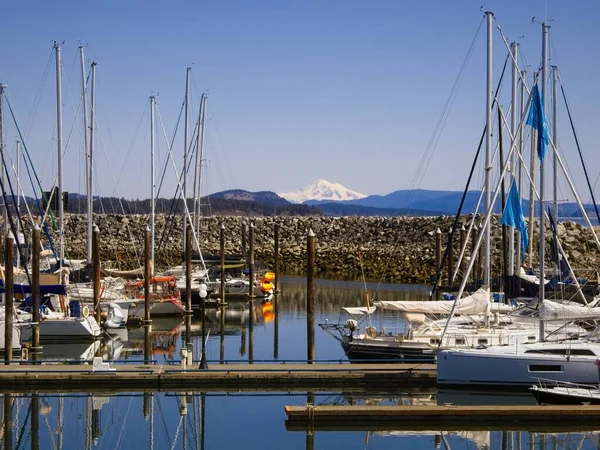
[92,224,100,324]
[307,228,315,364]
[248,222,255,363]
[143,226,151,324]
[32,226,41,361]
[185,225,192,314]
[274,222,280,293]
[4,233,13,364]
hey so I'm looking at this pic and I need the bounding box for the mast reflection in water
[4,277,597,448]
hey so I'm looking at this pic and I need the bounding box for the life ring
[366,327,378,338]
[82,306,90,318]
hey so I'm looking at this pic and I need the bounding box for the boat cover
[341,306,377,316]
[539,299,600,321]
[374,287,490,315]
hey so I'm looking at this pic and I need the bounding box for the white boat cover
[341,306,377,316]
[374,287,490,315]
[539,300,600,321]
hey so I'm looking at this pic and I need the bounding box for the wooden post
[143,226,151,324]
[4,233,13,364]
[241,222,247,261]
[459,224,467,275]
[307,228,315,364]
[185,225,192,313]
[248,223,255,363]
[220,223,226,306]
[435,228,442,285]
[274,222,280,293]
[472,224,479,282]
[32,226,41,360]
[92,224,101,324]
[143,323,151,363]
[447,227,453,286]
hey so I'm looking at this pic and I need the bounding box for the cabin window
[477,338,488,345]
[430,338,441,345]
[525,349,596,356]
[455,338,466,345]
[528,336,536,341]
[529,364,563,372]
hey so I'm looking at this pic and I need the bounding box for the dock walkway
[0,362,435,391]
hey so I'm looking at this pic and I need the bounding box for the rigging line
[13,397,32,450]
[429,54,509,299]
[113,396,134,449]
[558,74,600,225]
[0,143,32,282]
[205,102,237,193]
[403,15,484,212]
[4,94,60,247]
[154,104,209,276]
[23,48,54,139]
[116,102,150,188]
[169,414,184,450]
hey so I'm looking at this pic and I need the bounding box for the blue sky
[0,0,598,203]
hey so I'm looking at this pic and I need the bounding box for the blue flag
[526,84,549,161]
[501,179,528,260]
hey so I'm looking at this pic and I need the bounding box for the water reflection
[2,391,600,449]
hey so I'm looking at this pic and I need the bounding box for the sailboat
[437,18,600,387]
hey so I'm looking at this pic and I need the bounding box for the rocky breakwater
[16,214,600,285]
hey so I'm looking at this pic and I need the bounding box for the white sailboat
[437,19,600,387]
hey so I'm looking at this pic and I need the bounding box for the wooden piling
[32,226,41,360]
[435,228,442,285]
[143,226,151,324]
[248,223,255,363]
[274,222,280,293]
[241,222,247,261]
[31,393,39,450]
[92,224,101,324]
[4,233,13,364]
[220,223,225,307]
[185,225,192,313]
[307,229,315,364]
[446,227,453,286]
[143,324,151,363]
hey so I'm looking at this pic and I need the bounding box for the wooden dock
[0,362,435,391]
[284,404,600,432]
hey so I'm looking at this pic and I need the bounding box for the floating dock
[284,404,600,432]
[0,362,435,391]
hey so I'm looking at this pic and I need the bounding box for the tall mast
[88,61,96,264]
[183,67,190,252]
[55,42,64,268]
[517,70,527,266]
[508,41,519,275]
[552,65,558,221]
[16,140,21,238]
[0,84,7,239]
[150,95,156,268]
[193,93,206,236]
[79,45,91,263]
[539,22,550,340]
[484,11,493,288]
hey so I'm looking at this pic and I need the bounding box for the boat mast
[508,41,519,275]
[79,45,91,263]
[539,22,549,340]
[89,61,96,262]
[55,42,64,269]
[183,67,190,252]
[0,84,7,239]
[484,11,493,289]
[193,93,206,237]
[150,95,156,269]
[518,69,526,266]
[552,65,558,221]
[16,140,21,237]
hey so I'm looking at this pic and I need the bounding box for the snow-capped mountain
[278,179,367,204]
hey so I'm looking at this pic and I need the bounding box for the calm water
[4,276,599,449]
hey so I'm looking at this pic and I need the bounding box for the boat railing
[533,377,598,393]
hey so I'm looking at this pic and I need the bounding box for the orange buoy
[263,272,275,282]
